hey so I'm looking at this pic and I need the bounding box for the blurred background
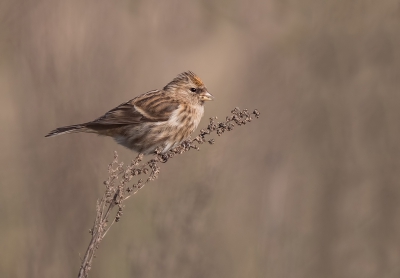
[1,0,399,277]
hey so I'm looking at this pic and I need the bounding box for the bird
[45,71,214,154]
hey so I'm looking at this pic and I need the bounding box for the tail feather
[45,124,88,137]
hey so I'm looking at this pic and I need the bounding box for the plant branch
[77,107,260,278]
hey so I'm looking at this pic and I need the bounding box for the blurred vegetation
[1,0,399,277]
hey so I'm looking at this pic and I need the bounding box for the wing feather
[85,90,179,128]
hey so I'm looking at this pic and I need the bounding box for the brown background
[1,1,399,277]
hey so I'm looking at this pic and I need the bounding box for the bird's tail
[45,124,91,137]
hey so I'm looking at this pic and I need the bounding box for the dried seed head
[253,109,260,118]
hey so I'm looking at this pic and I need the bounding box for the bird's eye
[190,88,197,92]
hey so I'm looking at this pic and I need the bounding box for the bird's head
[164,71,214,105]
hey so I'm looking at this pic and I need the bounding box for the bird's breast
[166,104,204,130]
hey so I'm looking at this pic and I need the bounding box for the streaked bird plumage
[46,71,213,154]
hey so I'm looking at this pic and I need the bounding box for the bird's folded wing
[88,90,180,126]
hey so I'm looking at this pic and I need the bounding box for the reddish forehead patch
[191,75,204,87]
[167,71,204,88]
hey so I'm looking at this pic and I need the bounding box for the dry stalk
[77,107,260,278]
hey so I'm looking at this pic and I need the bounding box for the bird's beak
[200,91,214,101]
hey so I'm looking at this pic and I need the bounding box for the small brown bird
[46,71,213,154]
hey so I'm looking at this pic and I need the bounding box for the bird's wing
[87,90,179,127]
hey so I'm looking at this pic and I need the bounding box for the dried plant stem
[78,190,117,277]
[77,108,260,278]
